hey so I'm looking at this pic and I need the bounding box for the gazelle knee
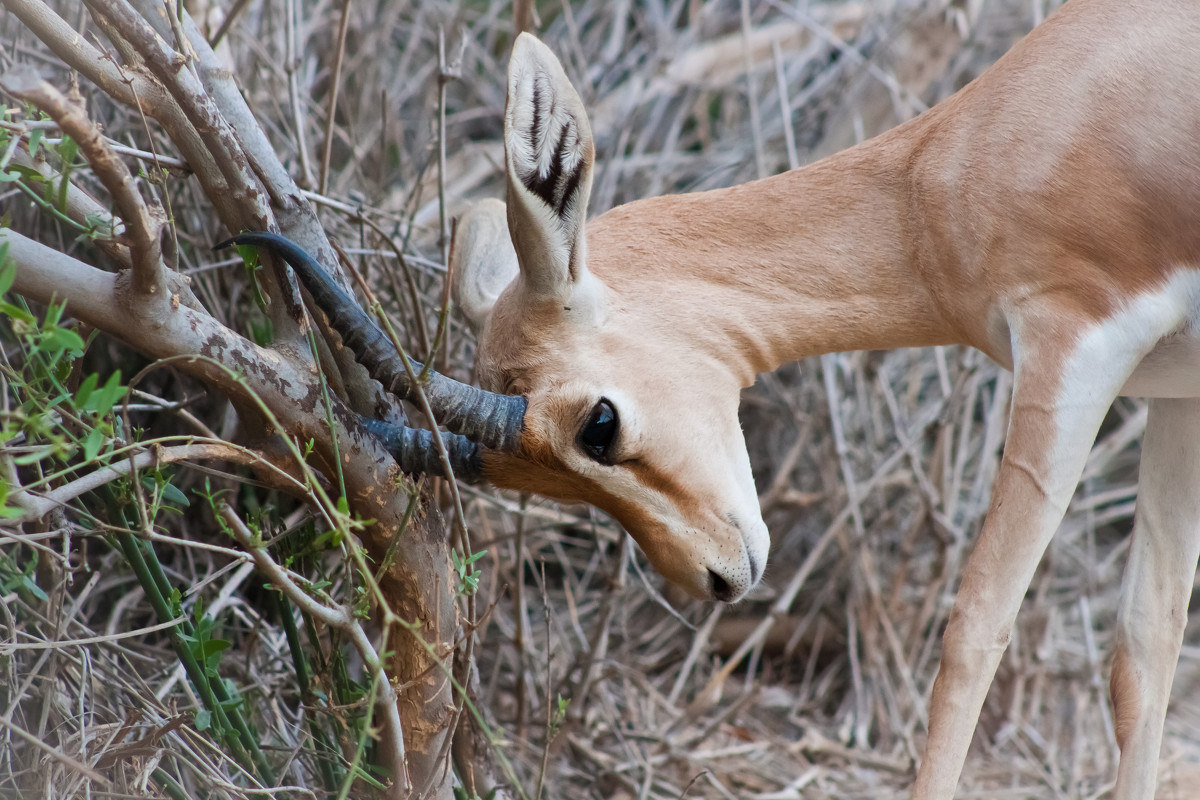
[941,601,1014,670]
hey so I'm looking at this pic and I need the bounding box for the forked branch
[1,68,166,296]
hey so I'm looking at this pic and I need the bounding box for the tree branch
[1,67,166,296]
[2,6,463,791]
[7,146,132,269]
[2,0,149,109]
[83,0,274,236]
[9,442,291,524]
[0,0,224,190]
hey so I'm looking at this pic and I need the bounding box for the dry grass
[2,1,1199,798]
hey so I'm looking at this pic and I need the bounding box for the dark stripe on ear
[522,114,572,215]
[547,129,571,211]
[556,153,585,218]
[529,78,542,151]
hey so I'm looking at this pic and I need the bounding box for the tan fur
[456,6,1200,794]
[1110,641,1141,752]
[466,1,1200,600]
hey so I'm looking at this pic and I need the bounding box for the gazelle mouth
[725,511,769,589]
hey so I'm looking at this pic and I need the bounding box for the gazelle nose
[708,569,742,603]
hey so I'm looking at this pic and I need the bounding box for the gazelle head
[452,34,770,602]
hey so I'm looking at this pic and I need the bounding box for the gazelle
[229,0,1200,796]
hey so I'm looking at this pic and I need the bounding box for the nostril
[708,569,734,602]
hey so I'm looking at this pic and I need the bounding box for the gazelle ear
[505,32,595,302]
[451,198,519,334]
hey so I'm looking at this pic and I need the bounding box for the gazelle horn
[215,233,526,468]
[360,418,483,480]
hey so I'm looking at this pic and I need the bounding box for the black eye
[579,399,618,462]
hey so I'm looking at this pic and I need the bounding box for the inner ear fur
[451,198,519,334]
[504,32,595,303]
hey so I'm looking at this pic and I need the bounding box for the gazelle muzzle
[215,232,526,480]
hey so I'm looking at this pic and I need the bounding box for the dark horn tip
[214,231,302,260]
[213,231,294,254]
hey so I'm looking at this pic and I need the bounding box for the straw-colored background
[3,1,1198,797]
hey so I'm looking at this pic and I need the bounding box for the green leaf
[12,445,55,466]
[0,254,14,297]
[159,481,190,508]
[82,427,104,462]
[232,243,259,268]
[0,480,24,520]
[0,301,34,324]
[197,637,232,677]
[249,318,273,347]
[43,302,64,327]
[218,684,243,713]
[18,574,49,603]
[194,709,212,731]
[27,128,43,156]
[55,134,78,165]
[74,372,98,409]
[1,164,44,183]
[82,213,116,239]
[84,371,124,415]
[43,325,85,355]
[234,244,270,312]
[54,136,78,211]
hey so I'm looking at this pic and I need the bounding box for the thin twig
[318,0,352,196]
[10,443,287,523]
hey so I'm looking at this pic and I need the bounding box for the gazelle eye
[579,399,618,462]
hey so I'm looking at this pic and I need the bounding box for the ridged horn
[360,419,483,482]
[216,232,526,452]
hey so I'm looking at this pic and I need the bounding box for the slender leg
[912,313,1153,799]
[1110,398,1200,800]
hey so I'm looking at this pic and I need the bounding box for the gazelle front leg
[1110,398,1200,800]
[913,313,1155,799]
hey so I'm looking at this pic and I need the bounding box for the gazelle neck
[585,129,956,387]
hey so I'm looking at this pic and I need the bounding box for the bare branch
[318,0,352,196]
[2,228,127,328]
[1,67,166,295]
[83,0,273,235]
[2,0,150,110]
[7,146,131,268]
[0,0,223,188]
[9,442,283,524]
[0,715,110,785]
[514,0,534,35]
[0,228,418,539]
[0,229,311,420]
[1,7,462,792]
